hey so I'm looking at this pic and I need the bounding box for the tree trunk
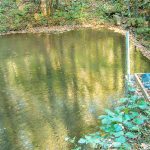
[40,0,52,16]
[56,0,59,8]
[40,0,47,16]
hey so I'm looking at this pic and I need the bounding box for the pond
[0,29,150,150]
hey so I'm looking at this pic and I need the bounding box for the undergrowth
[66,87,150,149]
[53,1,88,25]
[0,1,38,32]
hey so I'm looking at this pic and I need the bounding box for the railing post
[125,31,130,96]
[126,31,130,82]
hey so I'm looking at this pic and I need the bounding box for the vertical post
[126,31,130,82]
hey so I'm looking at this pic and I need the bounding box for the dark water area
[0,29,150,150]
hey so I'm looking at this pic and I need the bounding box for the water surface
[0,29,150,150]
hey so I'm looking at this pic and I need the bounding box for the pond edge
[0,24,150,61]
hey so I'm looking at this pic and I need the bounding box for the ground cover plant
[66,87,150,149]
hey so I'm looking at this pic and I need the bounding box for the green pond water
[0,29,150,150]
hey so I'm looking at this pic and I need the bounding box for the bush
[53,0,87,20]
[67,89,150,149]
[0,1,38,32]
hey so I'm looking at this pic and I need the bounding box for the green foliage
[53,0,87,20]
[0,0,38,32]
[136,27,150,34]
[126,17,145,27]
[67,94,150,149]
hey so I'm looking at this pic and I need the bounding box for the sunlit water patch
[0,29,150,150]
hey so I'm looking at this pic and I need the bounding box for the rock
[113,14,121,26]
[141,143,150,150]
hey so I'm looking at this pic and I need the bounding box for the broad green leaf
[138,101,148,109]
[114,124,123,132]
[130,112,139,119]
[115,136,126,143]
[128,87,136,92]
[124,114,131,121]
[123,143,132,149]
[111,116,123,123]
[89,132,101,137]
[101,126,114,133]
[128,103,138,109]
[112,142,122,147]
[98,115,106,119]
[70,137,76,143]
[123,121,134,128]
[73,147,81,150]
[133,118,145,125]
[115,106,126,113]
[105,109,115,117]
[144,110,150,116]
[113,131,124,137]
[125,132,136,139]
[101,117,112,125]
[130,95,139,102]
[85,135,92,141]
[140,115,148,120]
[130,125,140,131]
[120,98,128,103]
[124,108,130,114]
[78,138,86,144]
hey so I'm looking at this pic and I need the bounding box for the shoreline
[0,24,150,60]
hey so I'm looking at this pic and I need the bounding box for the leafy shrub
[136,27,150,34]
[67,92,150,149]
[135,17,145,27]
[53,0,87,20]
[0,1,38,32]
[95,2,111,15]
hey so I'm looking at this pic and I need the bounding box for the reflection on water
[0,29,150,150]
